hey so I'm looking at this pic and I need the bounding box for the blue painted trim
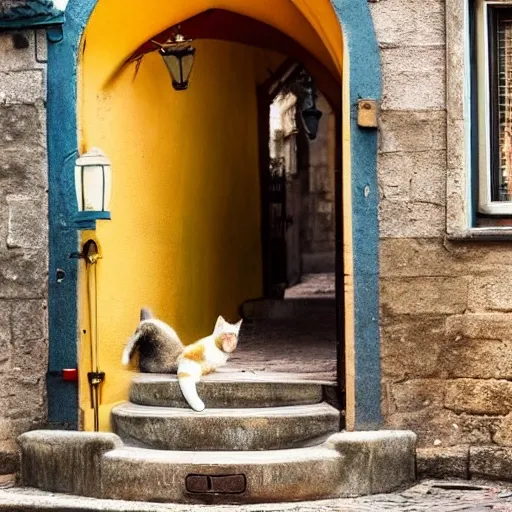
[332,0,382,429]
[75,211,111,230]
[48,0,382,430]
[47,0,97,426]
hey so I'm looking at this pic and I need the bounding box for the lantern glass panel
[180,52,195,83]
[74,164,84,212]
[75,164,110,212]
[161,46,195,90]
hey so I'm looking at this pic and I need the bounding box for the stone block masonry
[381,239,512,449]
[0,29,48,476]
[372,0,512,472]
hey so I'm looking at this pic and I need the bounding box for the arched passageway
[75,0,344,432]
[47,0,382,434]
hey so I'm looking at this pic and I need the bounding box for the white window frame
[476,0,512,214]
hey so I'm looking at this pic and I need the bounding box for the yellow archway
[78,0,350,432]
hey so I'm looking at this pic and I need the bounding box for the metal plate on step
[186,474,246,494]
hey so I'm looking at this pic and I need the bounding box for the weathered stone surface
[112,402,340,451]
[0,70,44,105]
[381,47,445,111]
[378,150,446,205]
[469,274,512,312]
[0,152,47,201]
[445,0,466,236]
[386,409,500,447]
[445,379,512,415]
[379,111,446,153]
[446,0,465,122]
[446,313,512,340]
[494,413,512,446]
[0,441,18,475]
[440,337,512,380]
[446,118,465,173]
[10,337,47,374]
[7,196,46,249]
[381,277,468,315]
[388,380,447,414]
[19,431,123,498]
[0,104,43,148]
[19,430,414,504]
[130,373,324,408]
[5,373,46,421]
[379,200,445,238]
[104,444,344,503]
[381,316,447,381]
[370,0,445,47]
[326,431,417,495]
[441,316,512,378]
[0,249,47,299]
[0,30,48,462]
[470,445,512,480]
[0,31,43,72]
[417,446,469,479]
[380,238,512,277]
[0,302,10,366]
[10,299,46,340]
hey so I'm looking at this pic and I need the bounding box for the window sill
[447,227,512,241]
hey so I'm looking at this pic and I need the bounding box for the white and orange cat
[122,309,242,412]
[177,315,242,411]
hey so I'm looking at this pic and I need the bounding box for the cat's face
[214,316,242,353]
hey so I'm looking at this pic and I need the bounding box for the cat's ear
[140,307,153,321]
[214,315,225,333]
[234,319,243,334]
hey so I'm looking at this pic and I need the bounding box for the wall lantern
[74,147,112,230]
[153,29,196,91]
[300,76,323,141]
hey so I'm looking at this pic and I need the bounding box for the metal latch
[186,474,246,494]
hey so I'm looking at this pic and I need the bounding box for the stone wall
[372,0,512,453]
[0,29,48,476]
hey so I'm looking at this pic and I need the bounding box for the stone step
[241,298,336,321]
[129,372,330,408]
[101,444,342,503]
[112,402,340,451]
[18,430,417,504]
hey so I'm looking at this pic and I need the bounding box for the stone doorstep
[17,430,416,504]
[111,402,340,451]
[129,373,327,408]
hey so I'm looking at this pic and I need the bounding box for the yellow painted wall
[78,0,348,432]
[79,37,287,431]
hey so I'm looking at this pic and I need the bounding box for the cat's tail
[122,308,153,365]
[177,360,205,412]
[121,328,141,366]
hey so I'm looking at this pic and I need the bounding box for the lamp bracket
[69,239,101,265]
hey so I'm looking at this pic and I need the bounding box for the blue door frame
[46,0,382,430]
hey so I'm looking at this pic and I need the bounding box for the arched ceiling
[125,9,340,107]
[81,0,343,92]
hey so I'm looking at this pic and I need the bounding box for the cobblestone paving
[2,481,512,511]
[284,273,335,299]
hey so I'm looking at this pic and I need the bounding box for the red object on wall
[62,368,78,382]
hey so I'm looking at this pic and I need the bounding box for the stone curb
[417,444,512,481]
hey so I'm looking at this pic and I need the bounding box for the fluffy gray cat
[121,308,184,373]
